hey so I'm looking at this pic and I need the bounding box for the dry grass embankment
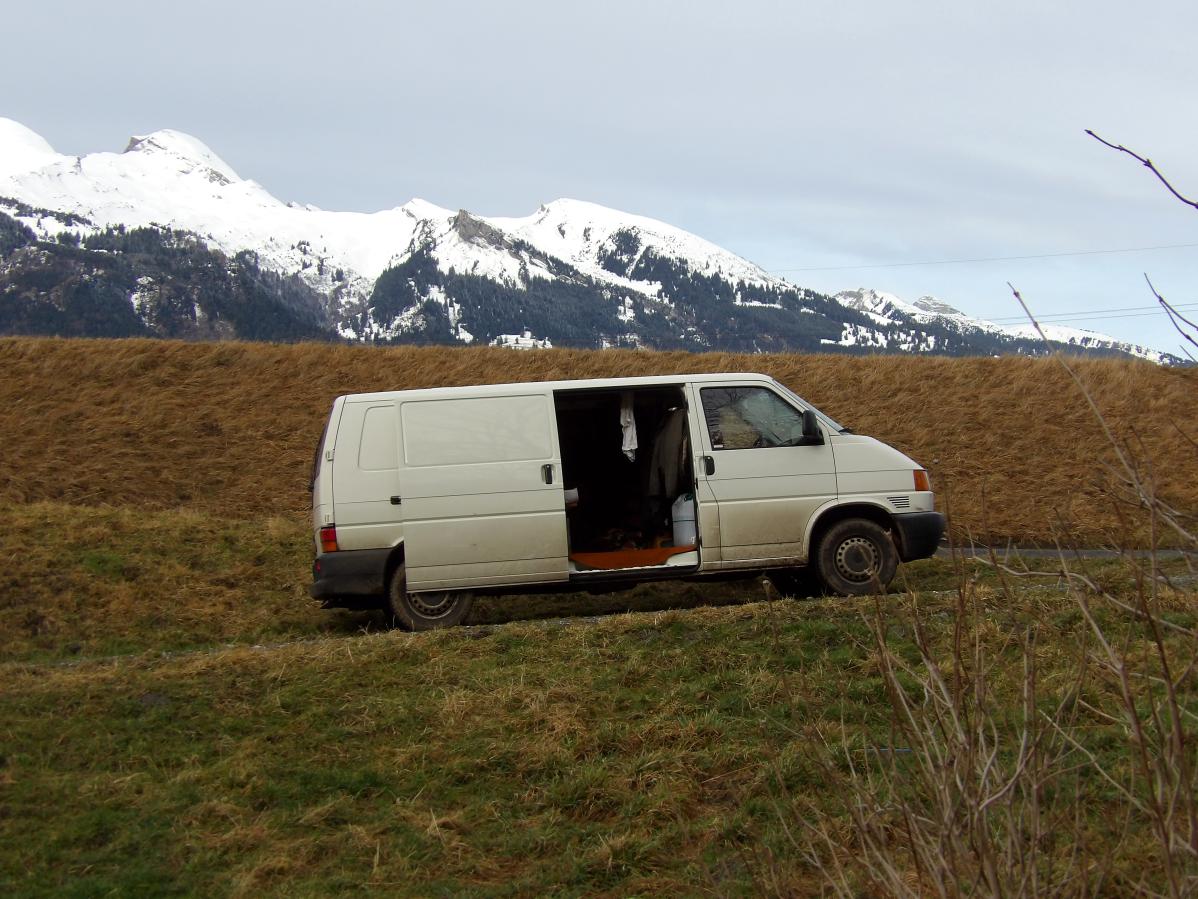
[1,336,1195,543]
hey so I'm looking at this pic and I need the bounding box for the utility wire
[1003,308,1197,327]
[767,241,1198,273]
[985,301,1198,325]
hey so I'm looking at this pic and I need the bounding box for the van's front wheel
[386,565,474,630]
[815,519,898,596]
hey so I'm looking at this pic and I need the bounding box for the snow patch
[0,117,62,178]
[485,198,777,300]
[835,287,1166,362]
[129,275,156,316]
[124,129,242,184]
[999,323,1166,363]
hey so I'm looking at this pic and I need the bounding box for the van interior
[554,386,697,572]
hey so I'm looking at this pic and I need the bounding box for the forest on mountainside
[1,210,1141,358]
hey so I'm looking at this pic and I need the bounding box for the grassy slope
[2,503,1194,894]
[2,338,1196,894]
[2,503,779,664]
[1,337,1195,543]
[0,502,1149,666]
[2,534,1193,896]
[4,599,858,897]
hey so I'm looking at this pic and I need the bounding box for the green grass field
[3,502,1195,896]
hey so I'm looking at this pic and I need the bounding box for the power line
[1017,308,1198,326]
[767,241,1198,273]
[985,301,1198,325]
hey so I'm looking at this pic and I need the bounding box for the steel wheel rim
[834,536,879,583]
[409,590,458,619]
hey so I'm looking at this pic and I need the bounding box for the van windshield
[773,381,849,433]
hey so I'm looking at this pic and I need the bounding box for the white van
[309,373,944,629]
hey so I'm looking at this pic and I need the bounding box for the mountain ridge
[0,118,1177,362]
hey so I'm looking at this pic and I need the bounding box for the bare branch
[974,556,1196,635]
[1145,274,1198,358]
[1009,282,1198,546]
[1087,129,1198,211]
[1009,283,1136,467]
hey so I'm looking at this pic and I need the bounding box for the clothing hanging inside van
[648,406,689,500]
[620,391,637,461]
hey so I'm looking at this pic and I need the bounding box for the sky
[3,0,1197,353]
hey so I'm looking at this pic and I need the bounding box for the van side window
[401,395,552,467]
[701,387,807,450]
[358,405,398,471]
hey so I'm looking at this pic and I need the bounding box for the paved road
[936,546,1189,560]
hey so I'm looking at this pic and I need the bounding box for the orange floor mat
[569,545,697,570]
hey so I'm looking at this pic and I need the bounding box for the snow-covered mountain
[0,118,1175,361]
[835,288,1170,363]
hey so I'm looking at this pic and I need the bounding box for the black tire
[815,518,898,596]
[386,564,474,631]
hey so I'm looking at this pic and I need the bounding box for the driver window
[701,387,807,450]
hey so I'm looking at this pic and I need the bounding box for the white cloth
[648,406,688,497]
[619,392,637,461]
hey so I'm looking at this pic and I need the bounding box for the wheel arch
[383,541,406,592]
[806,502,897,559]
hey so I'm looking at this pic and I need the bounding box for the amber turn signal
[913,470,930,492]
[319,525,339,553]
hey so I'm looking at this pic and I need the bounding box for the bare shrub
[758,136,1198,896]
[764,409,1196,893]
[774,551,1197,896]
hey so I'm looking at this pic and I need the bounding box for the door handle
[701,455,715,476]
[390,495,402,505]
[541,463,554,485]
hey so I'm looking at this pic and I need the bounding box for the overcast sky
[4,0,1197,352]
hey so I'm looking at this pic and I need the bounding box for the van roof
[340,371,778,403]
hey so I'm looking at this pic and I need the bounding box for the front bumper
[893,511,946,562]
[309,548,391,601]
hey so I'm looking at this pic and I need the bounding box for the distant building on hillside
[490,330,553,350]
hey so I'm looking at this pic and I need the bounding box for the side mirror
[801,409,824,445]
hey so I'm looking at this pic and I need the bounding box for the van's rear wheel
[815,519,898,596]
[386,564,474,631]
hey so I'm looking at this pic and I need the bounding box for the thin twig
[1145,274,1198,358]
[1086,130,1198,211]
[973,558,1196,635]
